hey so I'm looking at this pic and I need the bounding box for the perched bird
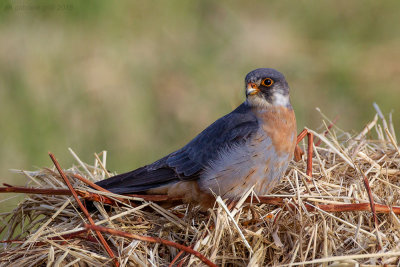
[96,68,297,209]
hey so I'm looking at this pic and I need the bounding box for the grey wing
[95,102,259,194]
[151,102,259,178]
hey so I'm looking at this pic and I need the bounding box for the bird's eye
[261,78,274,87]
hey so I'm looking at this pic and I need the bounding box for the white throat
[272,92,290,106]
[246,92,290,108]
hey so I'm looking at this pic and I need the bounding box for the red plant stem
[295,129,314,178]
[294,129,309,161]
[294,145,304,162]
[169,248,190,267]
[307,132,314,178]
[0,185,117,205]
[52,229,98,243]
[72,174,109,192]
[72,174,131,206]
[177,258,185,267]
[48,153,119,267]
[252,196,400,214]
[0,185,71,195]
[305,202,399,213]
[362,173,381,249]
[362,174,379,224]
[3,184,400,215]
[297,129,308,145]
[294,129,308,161]
[169,250,185,267]
[251,196,285,205]
[85,224,217,267]
[77,189,117,205]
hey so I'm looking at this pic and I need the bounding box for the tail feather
[95,166,179,194]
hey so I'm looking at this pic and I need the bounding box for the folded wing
[95,103,259,194]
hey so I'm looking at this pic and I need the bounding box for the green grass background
[1,1,400,212]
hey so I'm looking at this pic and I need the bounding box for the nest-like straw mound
[1,108,400,266]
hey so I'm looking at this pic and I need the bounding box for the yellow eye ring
[261,78,274,87]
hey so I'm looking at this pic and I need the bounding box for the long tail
[95,166,179,194]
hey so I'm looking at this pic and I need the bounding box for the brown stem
[72,174,109,192]
[251,196,400,214]
[177,258,186,267]
[362,173,381,250]
[72,174,132,206]
[307,132,314,178]
[294,129,314,178]
[48,153,119,267]
[3,184,400,215]
[294,129,308,161]
[0,185,117,205]
[0,185,71,195]
[169,248,190,267]
[294,145,304,162]
[85,224,217,267]
[297,129,308,145]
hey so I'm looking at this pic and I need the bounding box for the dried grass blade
[84,224,217,267]
[48,153,119,267]
[216,196,253,254]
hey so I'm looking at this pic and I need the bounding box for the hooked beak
[246,83,259,96]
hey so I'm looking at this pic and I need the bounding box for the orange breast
[255,106,297,156]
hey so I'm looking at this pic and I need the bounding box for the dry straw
[1,106,400,266]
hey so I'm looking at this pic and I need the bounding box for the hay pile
[1,108,400,266]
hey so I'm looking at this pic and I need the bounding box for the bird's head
[244,68,291,108]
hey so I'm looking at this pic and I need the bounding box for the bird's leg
[295,129,314,179]
[294,145,304,162]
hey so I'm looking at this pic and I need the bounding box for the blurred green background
[1,1,400,211]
